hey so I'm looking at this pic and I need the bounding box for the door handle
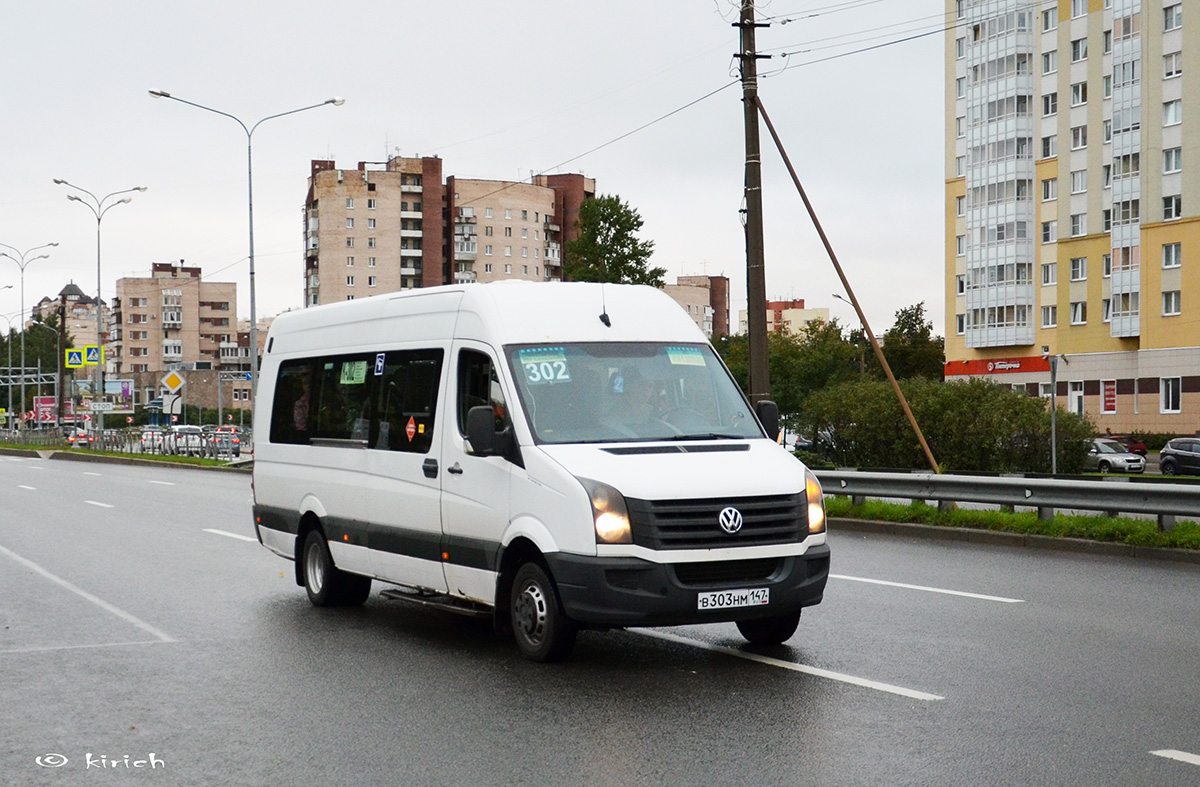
[448,463,463,475]
[422,458,438,478]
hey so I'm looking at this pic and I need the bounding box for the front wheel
[1098,461,1111,474]
[1161,460,1178,476]
[736,611,801,645]
[511,562,576,662]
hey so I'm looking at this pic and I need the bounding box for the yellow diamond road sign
[161,371,185,393]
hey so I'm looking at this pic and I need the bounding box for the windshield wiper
[664,433,747,441]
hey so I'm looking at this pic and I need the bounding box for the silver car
[1085,437,1145,474]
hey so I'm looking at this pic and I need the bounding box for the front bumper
[545,544,830,628]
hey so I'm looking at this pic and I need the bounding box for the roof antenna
[599,284,611,327]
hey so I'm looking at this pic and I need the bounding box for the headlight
[805,469,826,534]
[578,477,632,545]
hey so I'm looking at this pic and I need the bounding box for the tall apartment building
[737,298,830,336]
[946,0,1198,433]
[33,282,107,349]
[662,275,731,337]
[110,261,243,376]
[304,157,594,305]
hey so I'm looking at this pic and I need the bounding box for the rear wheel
[511,562,576,662]
[302,529,371,607]
[736,611,801,645]
[1161,460,1178,476]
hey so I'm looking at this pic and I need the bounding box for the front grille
[672,558,782,587]
[627,493,806,550]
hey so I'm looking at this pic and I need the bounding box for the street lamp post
[53,181,147,434]
[0,243,58,430]
[148,90,345,412]
[0,313,14,428]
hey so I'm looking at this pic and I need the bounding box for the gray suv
[1085,438,1145,474]
[1158,438,1200,476]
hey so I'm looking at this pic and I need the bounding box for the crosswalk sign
[84,345,104,365]
[66,349,85,368]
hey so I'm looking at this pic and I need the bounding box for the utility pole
[57,298,67,427]
[736,0,771,404]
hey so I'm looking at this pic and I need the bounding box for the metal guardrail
[1,427,251,461]
[814,469,1200,531]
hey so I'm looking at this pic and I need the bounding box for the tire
[1098,461,1111,474]
[510,562,576,662]
[1161,460,1178,476]
[302,529,371,607]
[736,611,802,646]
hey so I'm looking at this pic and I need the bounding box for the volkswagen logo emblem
[718,507,743,534]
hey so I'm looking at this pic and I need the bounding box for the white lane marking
[1,640,172,655]
[148,480,175,486]
[0,545,176,643]
[634,629,943,701]
[84,500,114,509]
[83,472,102,477]
[203,529,257,543]
[1151,750,1200,767]
[830,574,1025,604]
[27,465,43,470]
[18,485,36,491]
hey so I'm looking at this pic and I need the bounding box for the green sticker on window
[666,346,705,367]
[340,360,368,385]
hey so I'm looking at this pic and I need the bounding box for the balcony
[455,241,477,261]
[544,219,561,232]
[400,184,422,193]
[455,271,478,284]
[400,266,419,276]
[400,247,422,257]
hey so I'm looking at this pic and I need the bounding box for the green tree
[564,194,665,286]
[880,302,945,381]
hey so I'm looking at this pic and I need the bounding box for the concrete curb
[0,446,252,473]
[831,517,1200,566]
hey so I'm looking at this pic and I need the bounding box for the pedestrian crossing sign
[84,345,104,365]
[66,349,85,368]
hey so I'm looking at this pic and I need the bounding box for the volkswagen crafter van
[252,282,829,661]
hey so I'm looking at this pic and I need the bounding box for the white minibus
[252,282,829,661]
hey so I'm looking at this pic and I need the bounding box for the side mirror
[466,405,496,456]
[754,399,780,442]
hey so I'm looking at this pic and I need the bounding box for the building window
[368,237,377,248]
[1164,148,1182,173]
[1102,298,1112,322]
[1043,93,1058,116]
[1164,4,1182,31]
[1042,262,1057,285]
[367,218,376,229]
[1042,178,1057,200]
[1070,82,1087,106]
[504,264,512,274]
[1070,301,1087,325]
[485,207,493,218]
[521,248,529,258]
[1071,38,1088,62]
[1042,135,1057,158]
[1070,214,1087,237]
[484,226,493,236]
[504,227,512,237]
[504,209,512,219]
[485,245,493,256]
[956,196,965,217]
[1070,126,1087,149]
[504,246,512,257]
[367,199,376,209]
[1070,257,1087,281]
[1163,290,1182,316]
[1043,51,1058,74]
[956,314,966,335]
[1042,305,1058,327]
[1163,242,1182,268]
[956,235,966,256]
[956,275,966,295]
[1103,29,1112,54]
[484,263,492,273]
[346,276,355,286]
[1042,221,1057,243]
[1042,7,1057,31]
[346,237,354,248]
[1164,196,1182,220]
[521,210,528,221]
[347,256,354,267]
[368,257,376,268]
[1164,100,1182,126]
[346,198,354,209]
[1103,254,1112,278]
[1070,0,1086,17]
[956,77,966,98]
[1161,377,1182,413]
[956,37,966,59]
[1070,170,1087,194]
[346,218,354,229]
[1165,52,1182,79]
[1103,165,1112,188]
[368,276,377,288]
[1101,380,1117,414]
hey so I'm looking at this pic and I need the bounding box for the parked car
[1085,437,1145,474]
[208,425,242,457]
[1122,436,1147,455]
[140,427,165,454]
[167,425,205,456]
[1158,438,1200,476]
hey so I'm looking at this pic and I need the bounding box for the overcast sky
[0,0,946,339]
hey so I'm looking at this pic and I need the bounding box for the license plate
[697,588,769,610]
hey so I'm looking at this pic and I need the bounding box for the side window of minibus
[270,360,315,444]
[457,350,508,435]
[374,349,443,453]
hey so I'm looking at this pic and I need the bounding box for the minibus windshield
[505,342,763,444]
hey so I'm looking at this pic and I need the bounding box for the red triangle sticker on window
[406,416,417,441]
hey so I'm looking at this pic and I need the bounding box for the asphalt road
[2,455,1199,786]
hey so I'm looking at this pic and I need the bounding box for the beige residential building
[304,157,594,305]
[738,299,830,336]
[662,275,731,337]
[110,261,243,377]
[33,282,107,349]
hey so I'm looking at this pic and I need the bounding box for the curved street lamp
[0,242,58,429]
[0,313,14,427]
[53,181,147,433]
[148,90,345,411]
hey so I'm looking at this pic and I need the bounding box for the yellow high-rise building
[946,0,1199,434]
